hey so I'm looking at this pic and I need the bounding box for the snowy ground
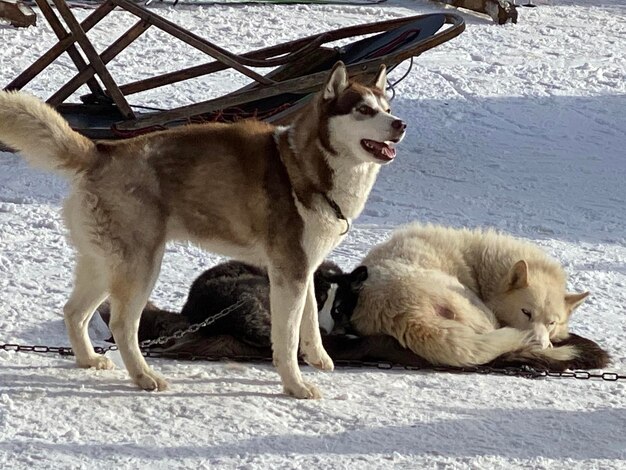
[1,0,625,468]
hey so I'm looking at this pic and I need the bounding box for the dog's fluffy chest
[295,198,346,269]
[327,159,380,221]
[298,162,379,268]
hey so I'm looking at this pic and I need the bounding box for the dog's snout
[392,119,406,131]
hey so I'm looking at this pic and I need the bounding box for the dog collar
[323,193,350,235]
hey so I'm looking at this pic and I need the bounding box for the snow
[1,0,625,467]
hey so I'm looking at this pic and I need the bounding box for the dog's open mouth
[361,139,396,162]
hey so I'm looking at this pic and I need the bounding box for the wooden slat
[5,35,78,91]
[4,1,114,91]
[120,61,228,96]
[119,37,330,96]
[34,0,105,96]
[52,0,134,119]
[113,0,274,86]
[48,19,151,106]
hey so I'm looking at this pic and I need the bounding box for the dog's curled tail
[0,91,95,174]
[492,333,610,371]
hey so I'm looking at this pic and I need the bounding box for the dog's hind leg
[107,247,168,392]
[64,254,112,370]
[299,278,334,371]
[268,268,320,399]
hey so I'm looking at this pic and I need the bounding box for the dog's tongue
[380,143,396,160]
[362,139,396,161]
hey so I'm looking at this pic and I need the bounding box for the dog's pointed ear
[508,260,529,290]
[349,266,368,291]
[323,61,348,101]
[565,291,589,315]
[373,64,387,92]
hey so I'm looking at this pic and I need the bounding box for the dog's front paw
[303,349,335,372]
[283,380,322,399]
[540,336,554,349]
[76,355,115,370]
[523,331,553,350]
[133,371,169,392]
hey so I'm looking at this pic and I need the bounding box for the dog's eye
[357,105,375,116]
[522,308,532,319]
[548,321,556,326]
[385,108,391,113]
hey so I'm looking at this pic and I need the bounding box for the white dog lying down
[350,223,592,368]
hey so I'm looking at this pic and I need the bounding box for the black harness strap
[323,193,350,235]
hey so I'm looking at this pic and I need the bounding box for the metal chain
[2,294,625,382]
[0,296,250,356]
[138,296,250,349]
[2,341,626,382]
[0,344,75,356]
[127,350,626,382]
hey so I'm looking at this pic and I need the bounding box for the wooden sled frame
[4,0,465,138]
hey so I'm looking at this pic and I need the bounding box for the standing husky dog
[351,223,590,367]
[0,62,405,398]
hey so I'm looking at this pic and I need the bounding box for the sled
[4,0,465,139]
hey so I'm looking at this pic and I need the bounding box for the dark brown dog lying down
[97,260,609,372]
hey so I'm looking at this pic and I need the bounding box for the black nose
[392,119,406,131]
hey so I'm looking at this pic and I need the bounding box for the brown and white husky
[0,62,406,398]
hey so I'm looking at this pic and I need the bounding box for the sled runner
[4,0,464,139]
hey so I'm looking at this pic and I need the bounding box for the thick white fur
[351,223,587,366]
[0,91,94,173]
